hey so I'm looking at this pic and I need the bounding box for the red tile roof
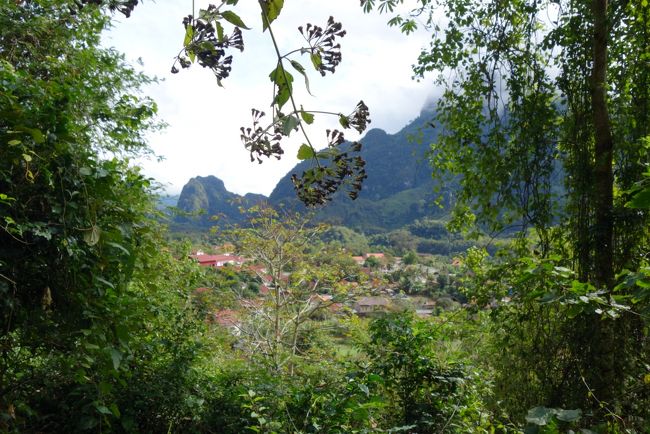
[189,254,245,267]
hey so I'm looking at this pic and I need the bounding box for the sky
[105,1,436,196]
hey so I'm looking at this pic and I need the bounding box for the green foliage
[457,249,650,429]
[0,2,218,431]
[402,251,418,265]
[320,225,371,255]
[3,1,648,432]
[362,0,650,426]
[222,208,368,373]
[365,313,491,433]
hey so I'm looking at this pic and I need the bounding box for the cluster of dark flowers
[240,109,285,163]
[291,130,367,206]
[76,0,139,17]
[299,16,346,76]
[171,5,244,82]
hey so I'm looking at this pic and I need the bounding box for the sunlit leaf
[556,409,581,422]
[261,0,284,31]
[300,109,314,124]
[289,60,312,94]
[310,52,322,70]
[109,348,122,370]
[183,25,194,48]
[297,144,315,160]
[281,115,300,135]
[220,10,250,29]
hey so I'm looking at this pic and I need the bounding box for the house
[189,253,245,268]
[353,296,391,316]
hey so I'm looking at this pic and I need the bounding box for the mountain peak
[175,175,267,227]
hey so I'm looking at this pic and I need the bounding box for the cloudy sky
[105,1,436,196]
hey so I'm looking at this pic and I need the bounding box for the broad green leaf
[358,383,370,396]
[281,115,300,135]
[8,139,21,146]
[215,21,225,42]
[183,25,194,47]
[310,52,322,70]
[96,276,115,289]
[525,406,555,426]
[556,409,581,422]
[269,64,293,109]
[109,348,122,370]
[289,60,312,94]
[96,405,112,415]
[17,127,44,143]
[297,144,315,160]
[300,110,314,124]
[220,10,250,29]
[261,0,284,31]
[115,325,129,345]
[627,188,650,209]
[83,225,101,245]
[106,241,130,255]
[109,403,121,418]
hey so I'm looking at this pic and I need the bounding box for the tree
[365,312,476,433]
[402,250,419,265]
[364,0,649,285]
[223,207,365,373]
[363,0,650,421]
[0,2,214,430]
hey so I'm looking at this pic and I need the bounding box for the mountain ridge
[175,110,455,231]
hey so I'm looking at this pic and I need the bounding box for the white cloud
[105,1,434,196]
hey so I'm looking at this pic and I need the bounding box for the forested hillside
[176,111,455,231]
[175,175,266,227]
[2,1,650,433]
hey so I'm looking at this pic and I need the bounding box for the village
[187,245,466,335]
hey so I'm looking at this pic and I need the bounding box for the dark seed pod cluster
[75,0,139,17]
[299,16,346,76]
[171,5,244,83]
[291,129,367,206]
[339,100,371,133]
[240,109,285,163]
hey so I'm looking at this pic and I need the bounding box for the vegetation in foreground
[1,1,649,433]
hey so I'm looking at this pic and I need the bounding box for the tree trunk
[591,0,614,289]
[585,0,621,410]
